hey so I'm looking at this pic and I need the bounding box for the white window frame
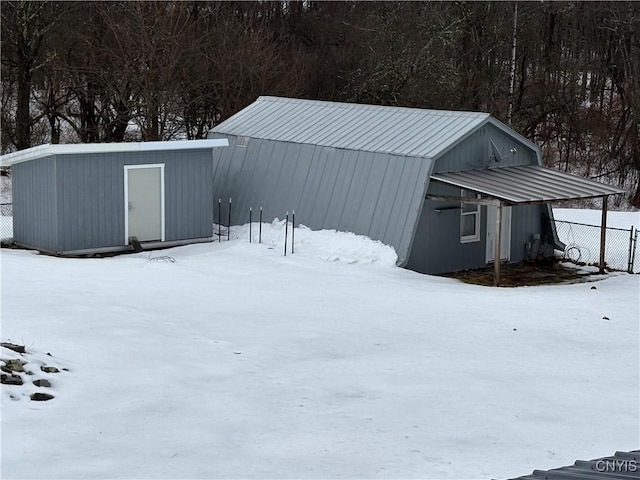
[460,189,481,243]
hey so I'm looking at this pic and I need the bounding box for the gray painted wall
[431,123,539,174]
[12,156,59,251]
[209,134,433,265]
[406,126,552,274]
[407,181,550,274]
[12,149,213,253]
[407,182,486,274]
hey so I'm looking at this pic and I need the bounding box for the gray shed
[208,96,623,280]
[0,139,228,255]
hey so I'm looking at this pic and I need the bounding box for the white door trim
[486,205,512,262]
[124,164,165,245]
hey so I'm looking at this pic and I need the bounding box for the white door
[486,205,511,262]
[124,165,165,243]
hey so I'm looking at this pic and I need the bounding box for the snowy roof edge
[0,139,229,167]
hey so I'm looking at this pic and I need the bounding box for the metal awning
[428,164,626,286]
[430,165,625,204]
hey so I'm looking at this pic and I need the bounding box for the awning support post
[599,195,608,273]
[494,202,503,286]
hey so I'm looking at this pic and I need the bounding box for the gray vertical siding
[210,134,432,266]
[408,181,553,274]
[404,121,552,273]
[407,182,486,274]
[12,156,59,252]
[431,123,538,174]
[52,149,212,252]
[510,203,554,260]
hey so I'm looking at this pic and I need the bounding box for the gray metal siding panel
[298,147,332,228]
[409,184,553,273]
[287,144,316,214]
[56,150,212,252]
[12,157,59,251]
[509,204,552,261]
[432,123,538,174]
[58,153,121,251]
[164,151,213,241]
[209,136,432,265]
[407,182,486,274]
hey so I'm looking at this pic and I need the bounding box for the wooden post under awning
[494,202,503,286]
[599,195,608,273]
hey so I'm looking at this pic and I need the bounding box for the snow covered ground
[1,216,639,480]
[553,208,639,230]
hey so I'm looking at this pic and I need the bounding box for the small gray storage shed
[0,139,228,255]
[208,96,624,279]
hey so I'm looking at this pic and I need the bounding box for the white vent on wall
[236,136,248,147]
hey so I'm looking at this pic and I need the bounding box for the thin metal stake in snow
[292,210,295,254]
[284,211,289,256]
[249,207,252,243]
[228,198,232,241]
[218,199,221,242]
[259,207,263,244]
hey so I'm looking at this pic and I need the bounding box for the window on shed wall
[460,190,481,243]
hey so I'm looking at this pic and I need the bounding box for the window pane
[461,213,476,237]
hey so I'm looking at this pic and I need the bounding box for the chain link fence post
[555,219,639,273]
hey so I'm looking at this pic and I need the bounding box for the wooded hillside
[2,1,638,205]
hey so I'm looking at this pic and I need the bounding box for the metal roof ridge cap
[255,96,490,117]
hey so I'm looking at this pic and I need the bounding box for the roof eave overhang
[0,139,229,167]
[429,165,625,205]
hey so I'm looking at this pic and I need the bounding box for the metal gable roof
[210,96,491,158]
[431,165,625,203]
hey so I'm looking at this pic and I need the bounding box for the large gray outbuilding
[208,96,623,276]
[0,139,228,255]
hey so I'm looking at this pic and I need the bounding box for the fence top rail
[555,219,634,232]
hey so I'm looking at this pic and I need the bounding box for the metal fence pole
[284,211,288,256]
[249,207,252,243]
[292,210,295,254]
[630,228,638,274]
[628,226,635,273]
[228,198,231,241]
[599,196,608,273]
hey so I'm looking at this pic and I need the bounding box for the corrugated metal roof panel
[508,450,640,480]
[431,165,625,203]
[211,96,490,158]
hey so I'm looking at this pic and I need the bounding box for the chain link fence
[555,219,639,273]
[1,170,11,243]
[1,202,12,243]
